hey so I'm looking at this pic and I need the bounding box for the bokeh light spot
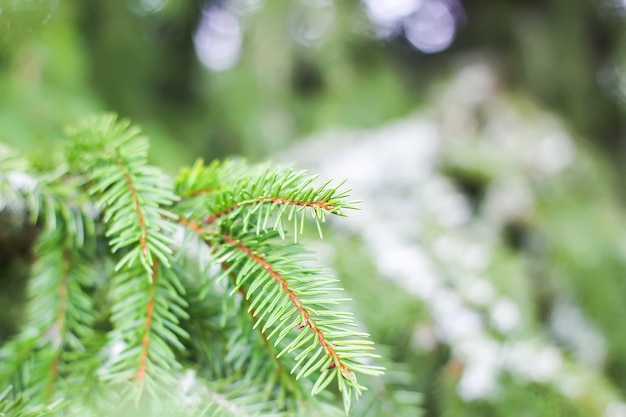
[404,0,456,54]
[193,4,243,72]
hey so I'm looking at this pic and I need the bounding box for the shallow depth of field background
[3,1,626,415]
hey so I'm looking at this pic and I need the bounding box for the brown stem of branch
[133,259,160,383]
[221,234,348,377]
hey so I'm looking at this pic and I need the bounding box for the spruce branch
[175,217,305,407]
[0,386,66,417]
[104,261,189,395]
[1,115,383,415]
[174,160,357,241]
[169,266,290,417]
[66,114,179,279]
[226,268,307,409]
[0,143,94,247]
[65,115,189,396]
[176,213,383,413]
[0,227,100,401]
[210,230,384,413]
[176,159,248,199]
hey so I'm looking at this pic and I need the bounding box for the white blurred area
[192,0,464,72]
[193,4,243,72]
[289,0,336,47]
[279,62,620,408]
[364,0,464,53]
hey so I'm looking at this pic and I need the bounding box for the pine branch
[0,386,66,417]
[0,144,34,223]
[1,115,384,415]
[65,115,190,396]
[0,142,95,248]
[170,265,293,417]
[176,215,383,413]
[66,114,178,278]
[198,379,281,417]
[228,279,312,411]
[103,262,189,395]
[175,160,383,413]
[176,159,249,200]
[175,160,357,241]
[0,228,100,401]
[174,218,306,408]
[210,230,384,413]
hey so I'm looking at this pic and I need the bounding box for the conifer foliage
[0,114,383,416]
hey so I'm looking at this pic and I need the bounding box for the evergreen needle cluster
[0,114,384,416]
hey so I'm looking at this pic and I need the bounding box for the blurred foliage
[1,0,625,169]
[281,62,626,416]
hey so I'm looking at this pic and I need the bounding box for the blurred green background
[3,0,626,416]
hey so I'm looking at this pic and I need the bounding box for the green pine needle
[0,114,384,416]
